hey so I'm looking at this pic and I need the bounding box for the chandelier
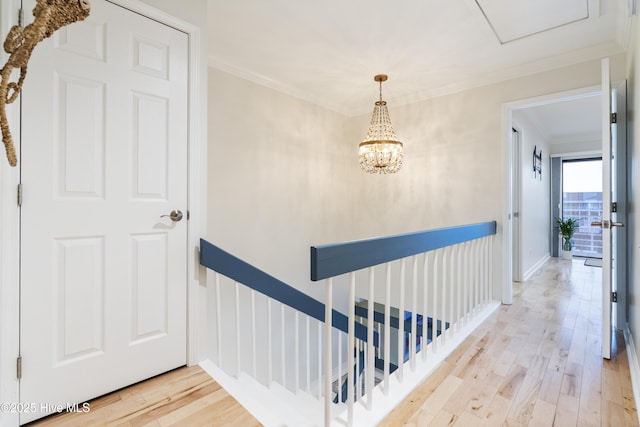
[358,74,403,174]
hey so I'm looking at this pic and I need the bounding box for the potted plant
[556,217,579,260]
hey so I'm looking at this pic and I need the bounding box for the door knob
[591,220,624,229]
[161,210,183,222]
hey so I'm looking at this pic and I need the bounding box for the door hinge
[16,356,22,379]
[17,183,23,206]
[611,112,618,124]
[611,202,618,213]
[18,8,24,27]
[612,291,618,303]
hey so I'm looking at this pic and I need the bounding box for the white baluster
[481,238,485,305]
[485,237,493,304]
[235,282,241,376]
[251,290,257,378]
[485,237,490,305]
[338,327,342,402]
[384,263,391,394]
[464,242,469,324]
[367,267,375,409]
[295,311,300,394]
[398,259,406,382]
[215,273,222,367]
[348,272,355,426]
[363,345,368,400]
[432,250,439,354]
[449,246,455,338]
[422,253,429,362]
[475,239,480,310]
[478,240,483,307]
[324,278,333,427]
[356,339,362,401]
[488,237,494,303]
[479,238,485,307]
[411,256,418,371]
[306,316,311,394]
[281,304,286,387]
[471,240,479,311]
[318,321,322,399]
[267,298,273,387]
[375,322,380,360]
[456,245,462,331]
[441,249,447,346]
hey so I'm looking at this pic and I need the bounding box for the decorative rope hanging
[0,0,91,167]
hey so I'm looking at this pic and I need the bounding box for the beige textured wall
[627,16,640,368]
[512,112,551,277]
[207,68,356,302]
[207,54,626,305]
[349,53,625,299]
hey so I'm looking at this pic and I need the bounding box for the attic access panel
[475,0,590,44]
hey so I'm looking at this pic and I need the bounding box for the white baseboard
[624,324,640,425]
[523,254,550,281]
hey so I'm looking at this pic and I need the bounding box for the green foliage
[556,217,579,251]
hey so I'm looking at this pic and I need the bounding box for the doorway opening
[561,158,603,259]
[502,84,603,305]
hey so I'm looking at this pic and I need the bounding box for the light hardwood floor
[380,257,639,426]
[27,366,260,426]
[28,258,638,426]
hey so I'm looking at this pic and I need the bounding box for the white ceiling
[208,0,629,118]
[476,0,590,44]
[516,93,603,149]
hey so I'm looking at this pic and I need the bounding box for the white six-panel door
[19,0,188,423]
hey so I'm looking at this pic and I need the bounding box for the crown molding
[390,41,624,106]
[210,40,625,117]
[208,56,353,116]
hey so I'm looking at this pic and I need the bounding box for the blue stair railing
[200,220,497,426]
[200,238,379,347]
[312,221,497,425]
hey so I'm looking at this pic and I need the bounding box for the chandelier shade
[358,74,403,174]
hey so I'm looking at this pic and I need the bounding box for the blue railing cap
[310,221,496,281]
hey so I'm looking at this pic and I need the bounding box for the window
[562,159,602,258]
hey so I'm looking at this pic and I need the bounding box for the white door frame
[511,126,522,282]
[0,1,23,424]
[501,84,601,305]
[0,1,206,423]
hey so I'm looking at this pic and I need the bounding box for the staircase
[199,221,499,426]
